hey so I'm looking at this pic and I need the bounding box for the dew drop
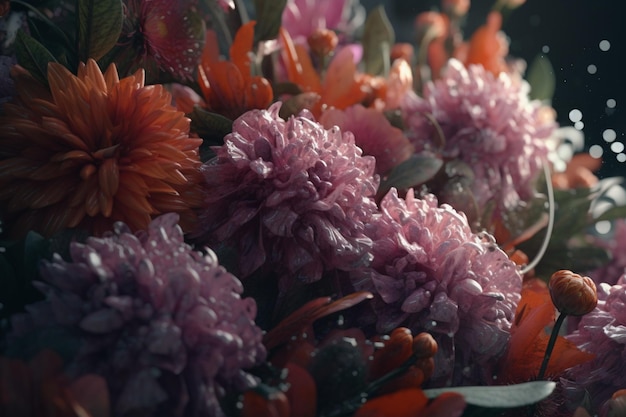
[574,121,584,130]
[542,45,550,53]
[568,109,583,122]
[607,98,616,108]
[618,153,626,163]
[599,39,611,51]
[595,220,612,235]
[603,129,617,142]
[587,64,597,74]
[589,144,603,158]
[610,142,624,153]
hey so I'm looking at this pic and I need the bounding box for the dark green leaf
[424,381,556,408]
[77,0,123,62]
[253,0,288,43]
[361,6,395,76]
[377,154,443,198]
[14,30,57,85]
[13,0,75,52]
[527,54,555,102]
[532,245,610,278]
[189,107,233,161]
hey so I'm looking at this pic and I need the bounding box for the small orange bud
[307,28,339,58]
[549,270,598,316]
[241,386,291,417]
[412,332,438,359]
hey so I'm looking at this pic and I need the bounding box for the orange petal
[230,21,256,80]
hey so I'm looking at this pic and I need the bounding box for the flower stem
[537,312,567,380]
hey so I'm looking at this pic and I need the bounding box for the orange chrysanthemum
[0,60,204,238]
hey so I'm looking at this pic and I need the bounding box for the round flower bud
[549,270,598,316]
[307,28,339,58]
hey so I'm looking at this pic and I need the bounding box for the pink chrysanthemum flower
[564,275,626,411]
[122,0,205,80]
[589,219,626,286]
[10,213,265,417]
[193,103,379,285]
[350,188,522,386]
[320,104,414,175]
[402,59,554,214]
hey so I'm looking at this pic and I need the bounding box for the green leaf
[377,153,443,198]
[13,0,75,52]
[361,6,395,76]
[189,107,233,161]
[77,0,123,62]
[253,0,288,43]
[14,30,57,85]
[424,381,556,408]
[527,54,555,102]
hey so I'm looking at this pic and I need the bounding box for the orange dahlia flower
[0,60,203,238]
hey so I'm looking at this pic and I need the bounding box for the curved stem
[521,162,555,275]
[537,312,567,380]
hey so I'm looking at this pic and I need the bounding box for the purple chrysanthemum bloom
[193,103,379,286]
[281,0,365,46]
[563,275,626,411]
[589,219,626,286]
[350,188,522,386]
[10,213,266,417]
[402,59,554,215]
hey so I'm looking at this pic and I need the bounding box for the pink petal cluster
[281,0,365,45]
[402,59,555,213]
[589,219,626,286]
[194,103,379,285]
[350,188,522,386]
[10,214,265,417]
[320,104,414,175]
[564,275,626,411]
[124,0,205,80]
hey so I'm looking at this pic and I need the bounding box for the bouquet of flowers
[1,0,625,416]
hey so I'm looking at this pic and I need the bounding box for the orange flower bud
[549,270,598,316]
[307,28,339,58]
[412,332,438,359]
[241,386,291,417]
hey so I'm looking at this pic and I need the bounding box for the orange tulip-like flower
[549,270,598,316]
[0,60,204,238]
[197,22,274,120]
[497,278,594,384]
[464,11,509,75]
[280,28,370,117]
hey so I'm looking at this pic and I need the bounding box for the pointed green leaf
[253,0,288,43]
[77,0,123,62]
[527,54,555,102]
[14,30,57,85]
[361,6,395,76]
[424,381,556,408]
[377,153,443,198]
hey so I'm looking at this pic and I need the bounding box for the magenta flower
[281,0,365,45]
[402,59,554,214]
[193,103,379,286]
[122,0,205,80]
[10,214,265,417]
[350,188,522,386]
[320,104,414,175]
[564,275,626,411]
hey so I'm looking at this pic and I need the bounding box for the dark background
[362,0,625,179]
